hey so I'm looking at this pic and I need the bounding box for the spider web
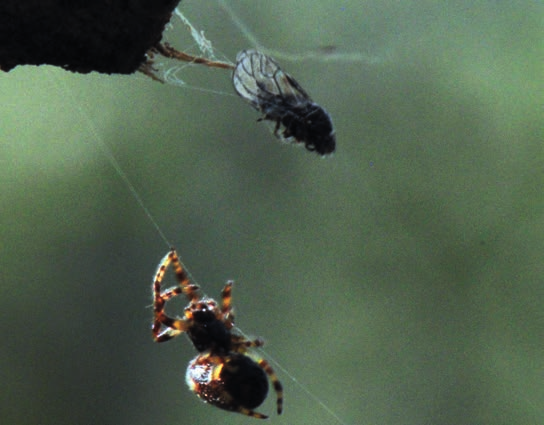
[141,6,369,425]
[147,2,392,93]
[142,2,393,152]
[145,8,235,94]
[125,4,395,423]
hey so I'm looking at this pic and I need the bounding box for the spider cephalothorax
[151,248,283,419]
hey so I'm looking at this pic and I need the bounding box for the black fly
[233,50,335,156]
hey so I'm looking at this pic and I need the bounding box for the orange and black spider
[152,248,283,419]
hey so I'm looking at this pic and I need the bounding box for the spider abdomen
[186,353,269,416]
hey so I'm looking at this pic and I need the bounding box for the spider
[152,248,283,419]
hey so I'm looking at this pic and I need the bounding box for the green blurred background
[1,1,542,424]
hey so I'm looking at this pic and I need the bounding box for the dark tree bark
[0,0,181,74]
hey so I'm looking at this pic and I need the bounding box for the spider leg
[256,358,284,415]
[220,281,233,313]
[220,281,235,328]
[168,248,201,301]
[158,284,199,303]
[151,248,199,342]
[231,334,265,351]
[153,314,192,343]
[235,407,268,419]
[273,118,281,136]
[153,323,186,342]
[153,248,200,303]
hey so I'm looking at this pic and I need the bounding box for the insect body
[233,49,336,155]
[152,248,283,419]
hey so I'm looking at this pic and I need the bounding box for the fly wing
[233,50,311,113]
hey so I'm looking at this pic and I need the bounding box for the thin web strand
[234,324,352,425]
[144,59,235,97]
[148,9,234,90]
[216,0,391,64]
[49,71,209,295]
[174,8,217,59]
[48,71,172,249]
[215,0,264,50]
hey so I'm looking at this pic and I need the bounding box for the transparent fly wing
[232,51,261,110]
[233,49,311,112]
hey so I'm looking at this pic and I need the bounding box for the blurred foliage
[1,1,542,425]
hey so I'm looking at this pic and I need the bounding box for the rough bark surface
[0,0,180,74]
